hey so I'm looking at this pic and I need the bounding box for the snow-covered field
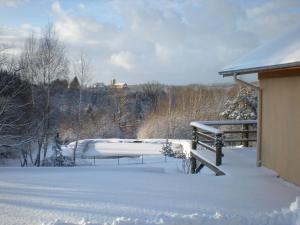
[0,139,300,225]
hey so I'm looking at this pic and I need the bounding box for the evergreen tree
[161,139,175,157]
[221,88,257,120]
[69,76,80,90]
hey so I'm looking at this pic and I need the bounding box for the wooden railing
[190,120,257,173]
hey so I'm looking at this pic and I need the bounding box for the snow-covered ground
[0,139,299,225]
[83,140,163,157]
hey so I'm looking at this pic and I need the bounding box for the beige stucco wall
[259,69,300,186]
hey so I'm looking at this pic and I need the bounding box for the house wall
[258,68,300,186]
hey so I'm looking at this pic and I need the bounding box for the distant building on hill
[111,78,128,89]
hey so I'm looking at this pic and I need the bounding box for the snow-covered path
[0,140,300,225]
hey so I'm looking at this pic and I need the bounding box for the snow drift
[48,197,300,225]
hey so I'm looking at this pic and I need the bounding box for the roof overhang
[219,26,300,77]
[219,61,300,77]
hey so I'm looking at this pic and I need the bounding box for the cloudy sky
[0,0,300,85]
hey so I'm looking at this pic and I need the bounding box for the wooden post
[191,127,198,174]
[256,88,262,167]
[215,134,223,166]
[190,156,197,174]
[192,127,197,150]
[242,124,249,147]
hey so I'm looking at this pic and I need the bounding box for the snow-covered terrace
[189,120,258,175]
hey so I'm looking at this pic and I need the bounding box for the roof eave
[219,61,300,77]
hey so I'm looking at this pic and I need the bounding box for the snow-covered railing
[197,120,257,125]
[190,120,257,173]
[190,122,223,135]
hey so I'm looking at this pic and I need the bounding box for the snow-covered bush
[161,140,187,158]
[161,141,190,173]
[161,140,175,157]
[42,155,74,167]
[42,142,74,167]
[221,88,257,120]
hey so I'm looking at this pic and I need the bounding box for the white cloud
[1,0,300,84]
[77,3,85,10]
[0,24,40,58]
[110,51,134,71]
[243,0,300,40]
[0,0,29,7]
[52,1,103,44]
[48,0,300,84]
[0,24,41,52]
[52,1,63,14]
[155,43,171,64]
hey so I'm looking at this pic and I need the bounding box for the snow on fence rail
[190,122,222,135]
[197,120,257,125]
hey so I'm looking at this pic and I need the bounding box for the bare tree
[0,67,32,165]
[0,45,9,68]
[19,33,39,103]
[142,82,164,112]
[71,53,91,165]
[39,25,68,165]
[19,24,68,166]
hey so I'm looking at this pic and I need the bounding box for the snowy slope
[0,139,299,225]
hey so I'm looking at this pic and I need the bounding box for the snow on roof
[220,26,300,76]
[115,82,127,85]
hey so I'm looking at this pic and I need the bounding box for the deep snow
[0,139,299,225]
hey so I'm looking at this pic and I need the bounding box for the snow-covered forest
[0,25,258,166]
